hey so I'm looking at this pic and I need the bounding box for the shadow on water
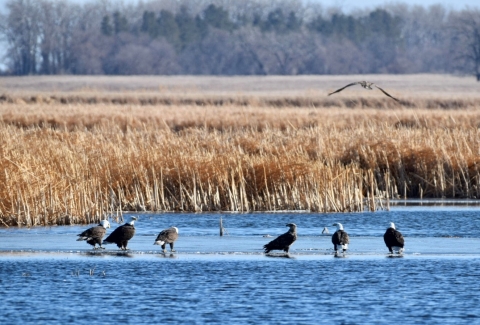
[264,253,295,259]
[386,254,404,258]
[114,251,134,258]
[82,250,134,258]
[157,253,177,259]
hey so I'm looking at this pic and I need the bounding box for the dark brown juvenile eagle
[328,81,400,102]
[102,216,137,250]
[332,222,350,256]
[154,227,179,253]
[77,219,110,249]
[263,223,297,254]
[384,222,405,255]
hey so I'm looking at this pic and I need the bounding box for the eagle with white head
[332,222,350,256]
[384,222,405,255]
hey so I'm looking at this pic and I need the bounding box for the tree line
[1,0,480,79]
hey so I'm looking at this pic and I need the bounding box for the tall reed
[1,99,480,226]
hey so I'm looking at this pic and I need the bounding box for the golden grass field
[0,74,479,226]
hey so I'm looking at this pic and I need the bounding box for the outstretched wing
[328,82,360,96]
[374,85,400,102]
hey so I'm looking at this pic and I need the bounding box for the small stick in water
[220,217,224,236]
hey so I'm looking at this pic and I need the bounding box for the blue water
[1,205,480,324]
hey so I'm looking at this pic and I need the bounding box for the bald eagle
[102,216,137,250]
[328,81,400,102]
[154,227,179,253]
[77,220,110,249]
[332,222,349,256]
[263,223,297,254]
[384,222,405,255]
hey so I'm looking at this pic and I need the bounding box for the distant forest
[1,0,480,78]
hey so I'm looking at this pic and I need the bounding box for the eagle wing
[332,230,349,245]
[341,231,350,245]
[393,229,404,246]
[374,85,400,102]
[384,228,404,247]
[77,225,106,241]
[263,232,296,253]
[104,224,135,243]
[328,82,360,96]
[155,228,178,244]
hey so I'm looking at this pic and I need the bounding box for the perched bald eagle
[332,222,350,256]
[384,222,405,255]
[102,216,137,250]
[77,220,110,249]
[263,223,297,254]
[154,227,179,253]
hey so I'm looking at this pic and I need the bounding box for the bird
[102,216,137,250]
[76,219,110,249]
[384,222,405,255]
[328,81,400,102]
[332,222,350,256]
[154,227,179,253]
[263,223,297,254]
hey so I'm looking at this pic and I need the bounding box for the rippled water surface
[1,205,480,324]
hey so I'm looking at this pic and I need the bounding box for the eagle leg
[169,243,175,252]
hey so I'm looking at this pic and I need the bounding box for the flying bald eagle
[328,81,400,102]
[102,216,137,250]
[154,227,179,253]
[332,222,350,256]
[263,223,297,254]
[384,222,405,255]
[76,219,110,249]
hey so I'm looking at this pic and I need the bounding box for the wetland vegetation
[0,74,479,226]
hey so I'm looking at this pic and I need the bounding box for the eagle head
[127,216,138,225]
[100,220,111,229]
[333,222,344,230]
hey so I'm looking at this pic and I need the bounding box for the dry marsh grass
[1,75,480,227]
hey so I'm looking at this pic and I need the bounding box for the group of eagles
[77,216,178,253]
[77,217,405,256]
[77,81,400,254]
[263,222,405,257]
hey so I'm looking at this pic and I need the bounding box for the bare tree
[38,0,80,74]
[103,33,179,75]
[450,9,480,80]
[4,0,41,74]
